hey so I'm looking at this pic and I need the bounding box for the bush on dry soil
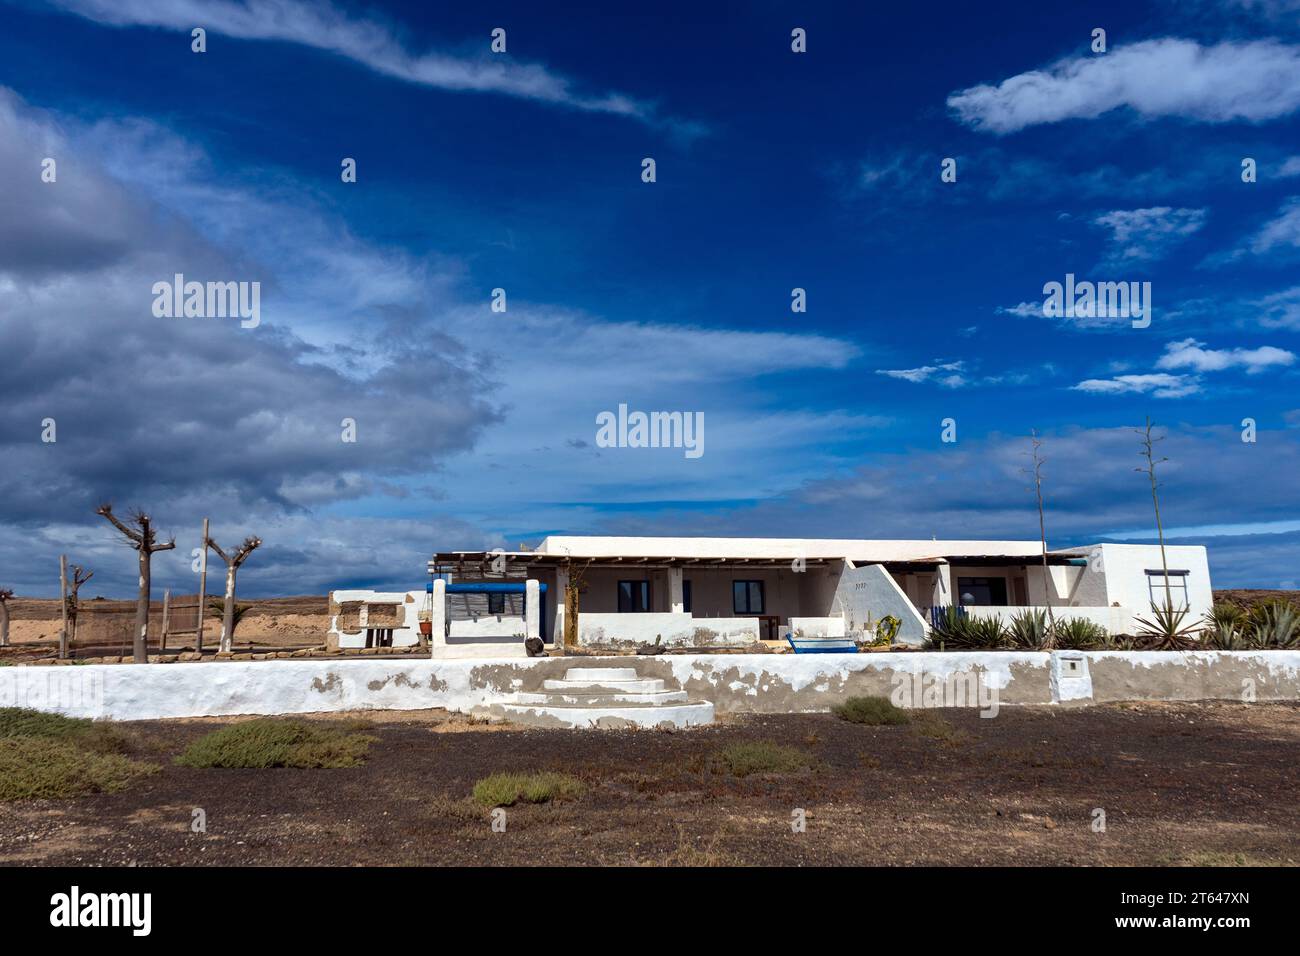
[175,718,377,769]
[472,771,584,807]
[711,740,812,777]
[0,707,157,800]
[832,695,909,725]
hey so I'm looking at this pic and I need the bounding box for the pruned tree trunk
[135,548,151,661]
[96,504,175,664]
[564,584,579,648]
[0,589,11,648]
[205,534,262,654]
[220,564,238,653]
[65,565,93,649]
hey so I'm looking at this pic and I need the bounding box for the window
[1146,570,1189,610]
[733,580,765,615]
[957,577,1008,606]
[618,580,650,613]
[682,580,692,614]
[487,592,506,615]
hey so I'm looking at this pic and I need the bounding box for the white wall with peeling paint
[3,650,1298,723]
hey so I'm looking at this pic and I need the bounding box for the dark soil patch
[0,702,1297,866]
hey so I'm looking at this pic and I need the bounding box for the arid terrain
[1,595,328,658]
[2,701,1296,867]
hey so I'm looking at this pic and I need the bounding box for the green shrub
[1202,603,1246,650]
[832,695,909,725]
[0,707,131,754]
[909,710,966,744]
[0,738,157,801]
[1054,617,1108,650]
[1247,601,1300,649]
[711,741,812,777]
[175,718,377,769]
[471,771,584,807]
[1006,609,1051,649]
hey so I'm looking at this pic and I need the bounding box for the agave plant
[1247,601,1300,649]
[1007,608,1051,649]
[1054,617,1107,650]
[964,613,1008,649]
[1201,603,1246,650]
[925,606,980,649]
[1134,602,1201,650]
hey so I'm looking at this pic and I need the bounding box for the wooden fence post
[58,554,69,660]
[160,588,171,650]
[196,517,209,654]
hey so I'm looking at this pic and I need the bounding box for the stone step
[491,700,714,730]
[512,689,689,706]
[543,677,668,693]
[563,667,639,682]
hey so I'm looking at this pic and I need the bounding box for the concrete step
[563,667,639,682]
[512,689,689,706]
[490,700,714,730]
[543,677,668,693]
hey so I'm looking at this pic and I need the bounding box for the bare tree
[0,588,12,648]
[205,534,261,653]
[96,504,176,663]
[1024,430,1056,648]
[64,564,94,645]
[562,558,592,651]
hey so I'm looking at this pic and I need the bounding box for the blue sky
[1,0,1299,597]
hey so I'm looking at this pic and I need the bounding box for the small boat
[786,634,858,654]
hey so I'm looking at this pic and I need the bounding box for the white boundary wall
[3,651,1297,721]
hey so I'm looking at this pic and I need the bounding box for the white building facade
[328,536,1212,656]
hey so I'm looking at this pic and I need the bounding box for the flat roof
[428,539,1086,572]
[532,535,1046,562]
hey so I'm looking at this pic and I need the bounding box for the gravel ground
[2,700,1297,866]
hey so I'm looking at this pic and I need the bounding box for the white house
[328,535,1213,657]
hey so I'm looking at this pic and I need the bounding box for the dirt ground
[1,596,328,653]
[2,700,1297,867]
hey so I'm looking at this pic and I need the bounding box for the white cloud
[1155,337,1296,373]
[948,38,1300,133]
[876,361,967,387]
[1257,286,1300,328]
[997,301,1042,318]
[1246,197,1300,254]
[1279,156,1300,177]
[1094,206,1207,262]
[1071,373,1201,398]
[52,0,698,132]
